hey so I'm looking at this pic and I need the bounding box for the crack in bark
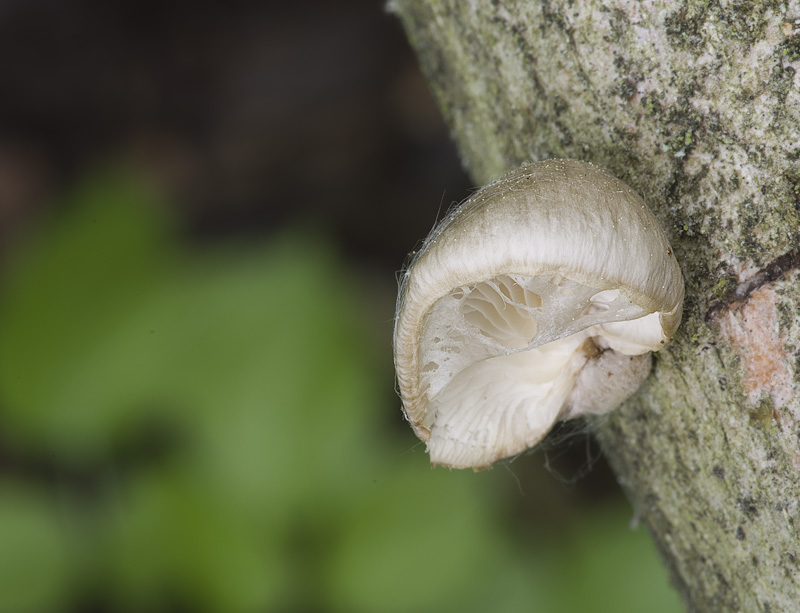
[705,246,800,321]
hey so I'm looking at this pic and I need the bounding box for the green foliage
[0,172,681,612]
[0,481,70,613]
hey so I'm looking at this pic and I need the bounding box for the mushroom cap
[393,159,684,469]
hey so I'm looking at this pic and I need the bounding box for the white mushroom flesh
[393,159,684,470]
[419,274,655,468]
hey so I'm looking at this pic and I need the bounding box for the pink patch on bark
[718,286,794,408]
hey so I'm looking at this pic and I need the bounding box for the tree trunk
[389,1,800,610]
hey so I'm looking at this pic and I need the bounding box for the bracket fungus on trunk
[393,159,684,470]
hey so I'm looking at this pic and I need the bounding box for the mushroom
[393,159,684,470]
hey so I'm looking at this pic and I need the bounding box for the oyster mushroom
[393,159,684,470]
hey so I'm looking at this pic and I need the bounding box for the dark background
[0,0,469,267]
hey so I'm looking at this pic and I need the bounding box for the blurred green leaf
[325,461,525,613]
[0,170,681,613]
[0,481,71,613]
[550,503,683,613]
[0,173,172,458]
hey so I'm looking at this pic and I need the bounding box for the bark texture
[389,1,800,611]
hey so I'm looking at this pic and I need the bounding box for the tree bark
[389,1,800,610]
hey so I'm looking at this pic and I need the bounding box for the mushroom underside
[417,273,662,469]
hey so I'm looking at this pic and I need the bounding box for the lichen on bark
[389,0,800,610]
